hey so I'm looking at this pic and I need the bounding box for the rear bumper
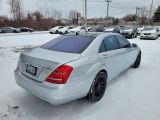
[14,69,83,105]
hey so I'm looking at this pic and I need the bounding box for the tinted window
[103,36,120,51]
[42,36,94,53]
[115,35,130,48]
[99,41,106,53]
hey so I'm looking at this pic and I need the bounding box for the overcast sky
[0,0,159,18]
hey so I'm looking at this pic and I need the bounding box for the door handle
[102,54,107,58]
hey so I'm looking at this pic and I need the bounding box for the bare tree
[53,10,62,20]
[32,11,43,21]
[8,0,23,25]
[138,7,149,24]
[68,10,77,20]
[68,10,77,24]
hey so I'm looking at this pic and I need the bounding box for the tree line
[0,0,79,30]
[0,0,160,30]
[122,6,160,25]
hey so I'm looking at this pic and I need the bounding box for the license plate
[26,64,37,76]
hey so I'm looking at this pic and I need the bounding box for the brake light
[46,65,73,84]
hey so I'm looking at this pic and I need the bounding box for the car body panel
[58,26,74,34]
[50,26,63,34]
[15,33,141,105]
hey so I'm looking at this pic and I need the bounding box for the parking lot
[0,32,160,120]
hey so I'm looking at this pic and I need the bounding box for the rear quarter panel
[66,55,105,97]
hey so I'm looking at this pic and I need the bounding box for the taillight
[46,65,73,84]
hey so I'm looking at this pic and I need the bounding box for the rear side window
[115,35,130,48]
[99,41,106,53]
[103,36,120,51]
[42,36,94,53]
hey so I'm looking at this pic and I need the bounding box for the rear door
[98,35,129,81]
[115,35,138,68]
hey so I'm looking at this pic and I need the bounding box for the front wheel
[88,72,107,102]
[130,34,134,39]
[132,52,141,68]
[13,30,18,33]
[134,33,137,38]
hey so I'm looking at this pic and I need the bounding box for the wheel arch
[99,69,108,78]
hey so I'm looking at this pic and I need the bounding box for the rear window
[42,36,94,53]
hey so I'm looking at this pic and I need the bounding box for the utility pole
[84,0,87,33]
[136,6,139,26]
[105,0,112,19]
[149,0,154,24]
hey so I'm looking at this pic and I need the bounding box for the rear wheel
[88,72,107,102]
[65,31,68,34]
[132,52,141,68]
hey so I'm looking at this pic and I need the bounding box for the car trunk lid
[19,48,80,82]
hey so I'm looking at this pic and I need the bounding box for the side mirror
[132,43,138,48]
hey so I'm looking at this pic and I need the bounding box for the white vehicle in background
[58,26,74,34]
[68,26,86,34]
[49,26,64,34]
[87,27,92,31]
[140,27,158,40]
[137,26,144,35]
[104,27,115,32]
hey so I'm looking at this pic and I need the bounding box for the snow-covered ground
[0,33,160,120]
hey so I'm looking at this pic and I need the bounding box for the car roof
[66,32,119,38]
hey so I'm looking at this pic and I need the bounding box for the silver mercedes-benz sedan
[14,33,141,105]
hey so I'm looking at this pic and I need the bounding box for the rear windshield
[41,36,94,53]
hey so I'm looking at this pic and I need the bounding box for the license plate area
[26,64,37,76]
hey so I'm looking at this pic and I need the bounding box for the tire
[154,36,158,40]
[134,33,137,38]
[132,52,141,68]
[65,31,68,34]
[131,34,134,39]
[13,30,17,33]
[88,72,107,102]
[55,30,58,34]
